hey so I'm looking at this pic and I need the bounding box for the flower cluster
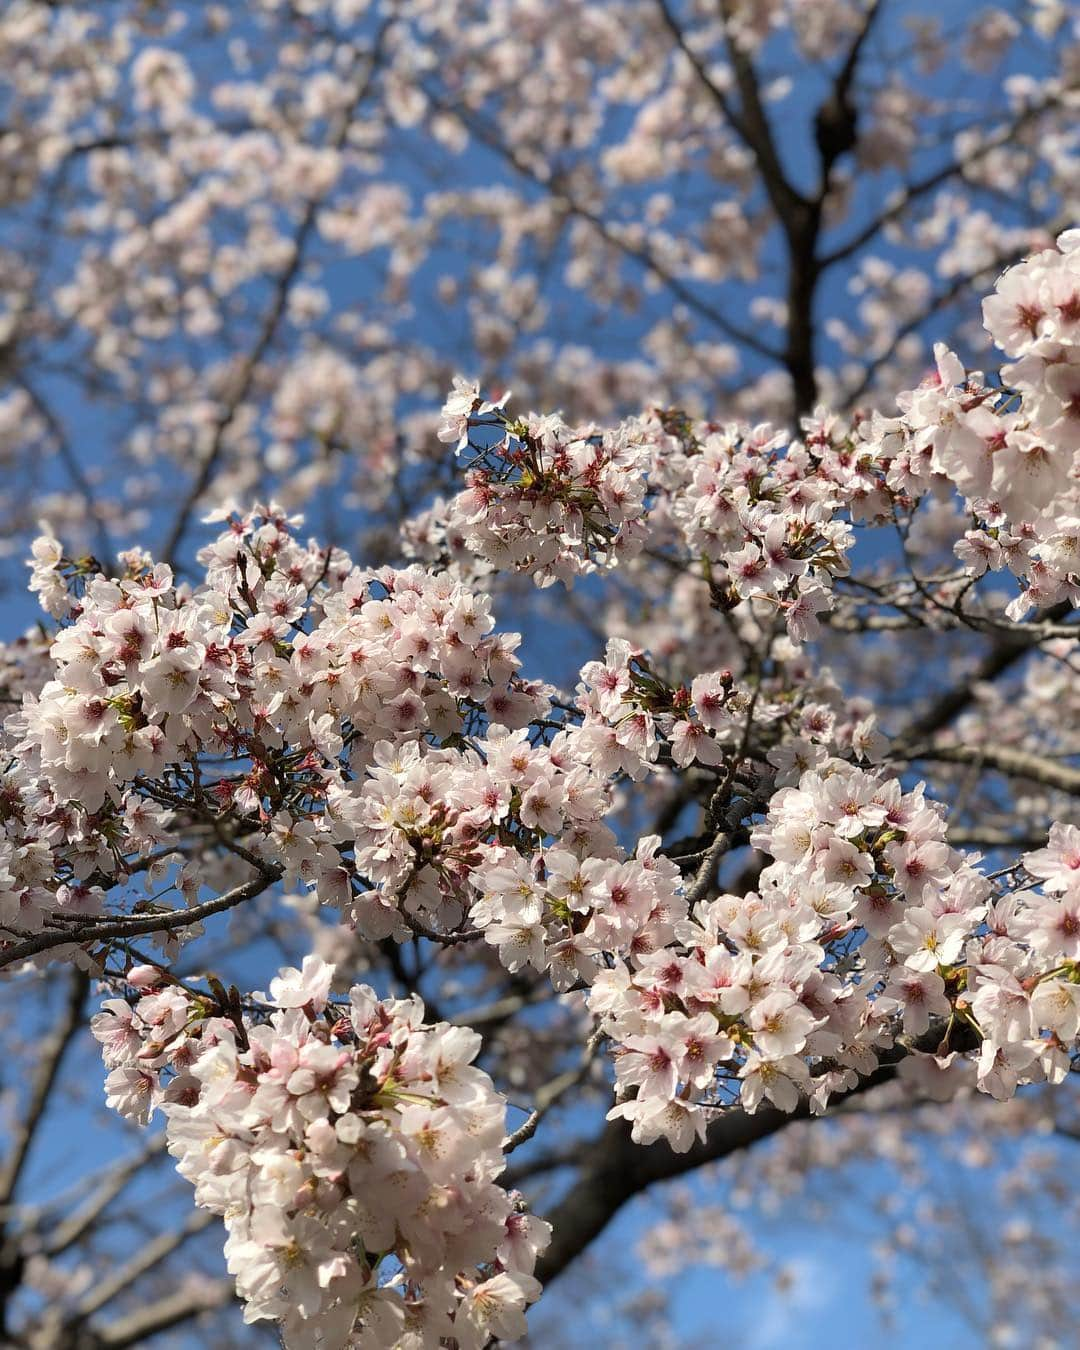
[3,505,549,951]
[863,228,1080,618]
[419,384,650,587]
[9,495,793,982]
[431,234,1080,649]
[427,396,876,645]
[473,829,685,993]
[93,955,549,1348]
[312,632,756,967]
[588,759,1080,1150]
[21,491,1079,1165]
[3,2,1080,1341]
[971,822,1080,1097]
[646,413,863,645]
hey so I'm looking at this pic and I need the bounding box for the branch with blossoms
[416,234,1080,681]
[0,864,284,973]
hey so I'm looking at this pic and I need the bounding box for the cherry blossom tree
[1,1,1079,1346]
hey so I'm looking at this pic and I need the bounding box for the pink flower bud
[128,964,163,989]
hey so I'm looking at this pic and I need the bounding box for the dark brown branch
[41,1138,168,1257]
[654,0,756,159]
[814,0,884,187]
[503,1029,604,1156]
[72,1211,217,1321]
[535,1049,908,1285]
[900,744,1080,797]
[0,969,89,1338]
[0,968,88,1210]
[715,0,809,224]
[94,1281,234,1349]
[12,375,115,573]
[424,91,783,363]
[840,247,1035,408]
[821,92,1074,271]
[897,601,1073,746]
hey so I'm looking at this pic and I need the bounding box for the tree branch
[534,1048,908,1285]
[0,864,283,972]
[503,1027,604,1156]
[840,246,1037,407]
[715,0,825,413]
[40,1138,168,1258]
[716,0,809,224]
[11,375,115,573]
[899,744,1080,797]
[72,1211,217,1321]
[424,90,783,363]
[896,601,1073,746]
[820,92,1074,270]
[93,1281,234,1349]
[0,968,88,1210]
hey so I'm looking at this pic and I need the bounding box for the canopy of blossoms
[1,0,1077,568]
[0,235,1077,1344]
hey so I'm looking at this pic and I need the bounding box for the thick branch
[503,1028,604,1156]
[716,0,822,413]
[901,744,1080,797]
[814,0,884,188]
[535,1050,906,1285]
[426,91,782,363]
[716,0,809,224]
[897,600,1073,745]
[840,245,1039,407]
[821,92,1075,270]
[654,0,753,149]
[12,375,115,573]
[93,1281,234,1350]
[41,1138,168,1258]
[73,1211,217,1321]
